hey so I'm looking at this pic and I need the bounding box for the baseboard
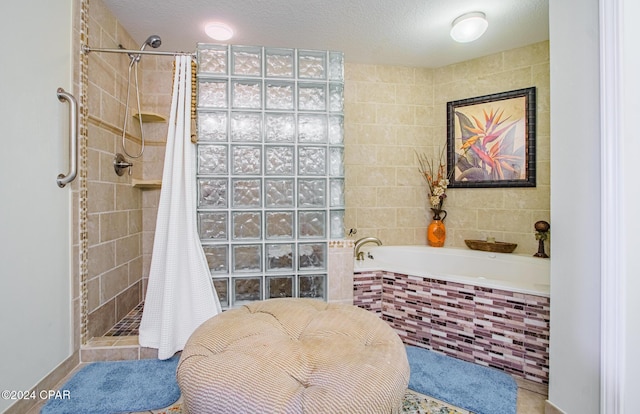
[545,399,567,414]
[3,350,80,414]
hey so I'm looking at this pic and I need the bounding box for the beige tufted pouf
[177,298,410,414]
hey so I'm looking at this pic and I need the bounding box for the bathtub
[353,245,549,296]
[352,245,551,383]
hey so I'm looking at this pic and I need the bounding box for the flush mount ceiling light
[205,22,234,41]
[450,12,488,43]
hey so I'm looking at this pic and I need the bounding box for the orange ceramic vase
[427,209,447,247]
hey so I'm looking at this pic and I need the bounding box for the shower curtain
[139,55,221,360]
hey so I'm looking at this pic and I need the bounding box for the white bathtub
[353,245,550,296]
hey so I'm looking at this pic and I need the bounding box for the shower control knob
[113,153,133,176]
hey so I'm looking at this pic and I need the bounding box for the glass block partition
[196,44,345,309]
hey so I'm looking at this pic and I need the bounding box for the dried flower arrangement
[416,147,452,211]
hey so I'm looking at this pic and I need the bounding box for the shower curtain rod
[82,45,196,58]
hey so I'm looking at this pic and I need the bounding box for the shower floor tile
[105,302,143,336]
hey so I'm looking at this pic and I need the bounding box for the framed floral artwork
[446,87,536,188]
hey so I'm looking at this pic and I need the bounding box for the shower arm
[82,45,195,59]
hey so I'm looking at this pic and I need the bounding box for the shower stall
[80,34,345,343]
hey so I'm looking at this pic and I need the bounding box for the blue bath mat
[406,345,517,414]
[40,356,180,414]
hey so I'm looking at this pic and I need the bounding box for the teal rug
[40,356,180,414]
[40,348,515,414]
[406,345,517,414]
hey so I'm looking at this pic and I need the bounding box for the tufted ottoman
[177,298,410,414]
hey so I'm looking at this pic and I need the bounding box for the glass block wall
[196,44,345,309]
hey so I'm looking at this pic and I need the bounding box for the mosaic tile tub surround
[354,271,550,384]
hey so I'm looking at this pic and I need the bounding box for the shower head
[141,35,162,50]
[129,35,162,66]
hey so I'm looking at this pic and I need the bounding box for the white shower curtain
[139,55,221,360]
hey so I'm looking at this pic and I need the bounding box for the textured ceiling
[100,0,548,68]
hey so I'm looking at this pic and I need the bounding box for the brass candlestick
[533,220,550,258]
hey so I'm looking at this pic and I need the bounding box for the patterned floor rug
[133,390,470,414]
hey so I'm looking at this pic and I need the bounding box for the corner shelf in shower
[131,179,162,189]
[132,112,166,123]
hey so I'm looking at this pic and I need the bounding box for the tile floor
[104,302,144,336]
[515,378,547,413]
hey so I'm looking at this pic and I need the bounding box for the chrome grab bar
[56,87,78,188]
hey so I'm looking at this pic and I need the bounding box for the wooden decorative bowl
[464,239,517,253]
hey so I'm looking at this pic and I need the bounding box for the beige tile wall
[84,0,171,338]
[82,26,549,337]
[136,57,171,290]
[328,241,356,304]
[344,41,550,255]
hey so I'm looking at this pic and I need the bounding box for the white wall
[0,1,73,412]
[621,0,640,410]
[548,0,602,412]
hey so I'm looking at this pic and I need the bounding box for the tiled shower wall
[137,60,172,301]
[354,271,550,384]
[84,0,149,338]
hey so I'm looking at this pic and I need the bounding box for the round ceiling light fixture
[450,12,488,43]
[205,22,234,41]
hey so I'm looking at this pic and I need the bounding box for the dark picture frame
[446,87,536,188]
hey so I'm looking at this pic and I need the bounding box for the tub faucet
[354,237,382,260]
